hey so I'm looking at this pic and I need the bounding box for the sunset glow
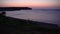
[0,0,59,8]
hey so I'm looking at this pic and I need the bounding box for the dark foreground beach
[0,14,60,34]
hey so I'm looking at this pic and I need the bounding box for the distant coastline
[0,7,32,11]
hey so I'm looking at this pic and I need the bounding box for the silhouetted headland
[0,7,32,11]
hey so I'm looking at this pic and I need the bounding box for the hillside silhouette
[0,7,32,11]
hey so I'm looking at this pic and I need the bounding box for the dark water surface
[5,9,60,27]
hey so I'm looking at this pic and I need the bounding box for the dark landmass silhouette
[0,7,32,11]
[0,13,60,34]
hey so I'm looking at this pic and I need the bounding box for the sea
[0,9,60,27]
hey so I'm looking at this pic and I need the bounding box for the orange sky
[0,0,59,8]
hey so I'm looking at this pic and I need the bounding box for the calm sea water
[5,9,60,26]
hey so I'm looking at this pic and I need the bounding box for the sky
[0,0,60,8]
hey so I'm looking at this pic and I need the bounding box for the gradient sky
[0,0,60,8]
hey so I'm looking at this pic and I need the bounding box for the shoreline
[0,14,60,34]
